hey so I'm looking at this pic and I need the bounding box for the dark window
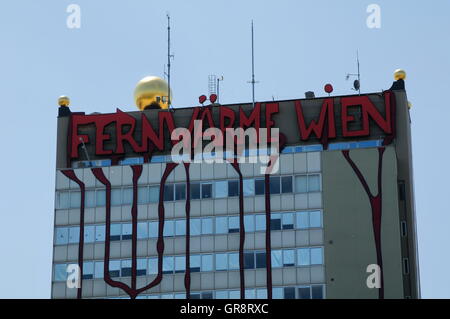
[164,184,174,201]
[281,176,293,193]
[311,285,323,299]
[191,183,201,199]
[202,183,212,199]
[270,215,282,231]
[175,184,186,200]
[270,176,281,194]
[81,274,93,280]
[228,180,239,197]
[190,266,201,273]
[121,267,132,277]
[298,287,311,299]
[190,294,201,299]
[244,252,255,269]
[255,179,265,195]
[136,269,146,276]
[255,252,266,269]
[110,235,121,241]
[109,270,120,278]
[201,292,213,299]
[284,287,296,299]
[121,234,132,240]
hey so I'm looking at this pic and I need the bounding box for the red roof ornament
[199,95,207,104]
[324,84,333,94]
[209,94,217,104]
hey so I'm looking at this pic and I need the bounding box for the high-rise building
[51,71,420,299]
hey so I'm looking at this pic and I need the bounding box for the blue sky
[0,0,448,298]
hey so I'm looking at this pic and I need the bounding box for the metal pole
[167,14,171,108]
[251,20,255,108]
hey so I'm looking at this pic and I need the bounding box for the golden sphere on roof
[58,95,70,107]
[134,76,172,111]
[394,69,406,81]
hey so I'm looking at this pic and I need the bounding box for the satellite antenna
[164,13,175,110]
[346,50,361,94]
[247,20,259,108]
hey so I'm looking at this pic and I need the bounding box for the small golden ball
[58,95,70,107]
[134,76,172,111]
[394,69,406,81]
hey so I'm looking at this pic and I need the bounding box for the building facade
[51,75,420,299]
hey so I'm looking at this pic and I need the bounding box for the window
[163,256,174,274]
[310,211,322,228]
[149,221,158,238]
[190,219,201,236]
[216,253,228,271]
[284,287,296,299]
[122,188,133,205]
[202,183,212,199]
[57,192,70,209]
[244,252,255,269]
[96,190,106,207]
[229,290,240,299]
[86,190,95,208]
[175,184,186,200]
[201,254,213,272]
[137,258,147,276]
[228,253,239,270]
[269,176,280,194]
[310,247,323,265]
[215,291,228,299]
[191,183,201,200]
[137,222,148,239]
[282,213,294,230]
[311,285,324,299]
[55,228,68,245]
[111,224,121,241]
[271,250,282,268]
[298,286,311,299]
[255,252,266,269]
[228,180,239,197]
[244,215,254,232]
[190,293,200,299]
[243,179,254,196]
[164,184,174,201]
[148,258,158,275]
[175,220,186,236]
[245,289,256,299]
[95,225,105,242]
[228,216,239,233]
[190,255,201,272]
[70,191,81,208]
[201,292,213,299]
[111,189,122,206]
[308,175,321,192]
[54,264,67,281]
[121,260,132,277]
[297,248,310,266]
[215,217,228,234]
[283,250,295,267]
[215,181,228,198]
[163,220,174,237]
[255,215,266,231]
[256,289,268,299]
[94,261,104,279]
[149,186,159,203]
[202,218,213,235]
[296,212,309,229]
[109,260,121,277]
[295,176,307,193]
[272,287,283,299]
[84,225,95,243]
[255,179,265,195]
[270,214,281,231]
[281,176,293,193]
[69,227,79,244]
[175,256,186,273]
[138,187,149,204]
[122,223,132,240]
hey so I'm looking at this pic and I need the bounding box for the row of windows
[53,247,324,281]
[56,174,321,209]
[54,210,323,245]
[107,285,325,299]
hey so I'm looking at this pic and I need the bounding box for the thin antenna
[346,50,361,94]
[79,137,91,163]
[165,13,174,109]
[247,20,259,108]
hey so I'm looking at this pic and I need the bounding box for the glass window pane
[310,247,323,265]
[137,222,148,239]
[55,228,68,245]
[270,213,281,231]
[228,180,239,197]
[201,183,212,199]
[163,256,174,274]
[57,192,70,209]
[255,179,265,195]
[215,181,228,198]
[256,289,268,299]
[111,189,122,206]
[296,212,309,229]
[82,262,94,279]
[201,292,213,299]
[68,227,79,244]
[110,224,121,241]
[308,175,321,192]
[229,290,240,299]
[201,254,213,272]
[295,176,307,193]
[175,184,186,200]
[164,220,174,237]
[121,260,132,277]
[202,218,213,235]
[190,255,201,272]
[123,188,133,205]
[191,183,200,200]
[190,218,201,236]
[95,190,106,207]
[244,252,255,269]
[95,261,104,279]
[284,287,296,299]
[311,285,324,299]
[281,176,293,193]
[175,256,186,273]
[310,210,322,228]
[215,216,228,234]
[149,221,158,238]
[297,248,310,266]
[255,252,266,269]
[282,213,294,230]
[164,184,174,201]
[122,223,132,240]
[283,250,295,267]
[149,186,159,203]
[243,179,254,197]
[138,186,149,204]
[85,190,96,208]
[228,216,239,233]
[271,250,282,268]
[137,258,147,276]
[109,260,121,278]
[245,289,256,299]
[255,215,266,231]
[244,215,254,232]
[228,252,239,270]
[215,291,228,299]
[175,220,186,236]
[269,176,280,194]
[148,258,158,275]
[215,253,228,271]
[54,264,67,281]
[273,287,283,299]
[298,286,311,299]
[84,225,95,243]
[70,191,81,208]
[95,225,105,242]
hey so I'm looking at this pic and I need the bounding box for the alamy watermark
[366,264,381,289]
[66,4,81,29]
[366,4,381,29]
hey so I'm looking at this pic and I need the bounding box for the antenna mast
[165,13,174,109]
[346,50,361,94]
[247,20,258,108]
